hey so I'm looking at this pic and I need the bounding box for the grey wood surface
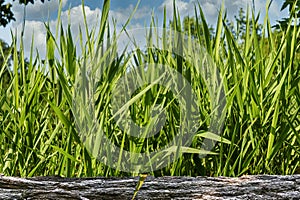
[0,174,299,199]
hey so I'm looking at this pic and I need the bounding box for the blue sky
[0,0,288,57]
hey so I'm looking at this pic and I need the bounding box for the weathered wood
[0,174,300,199]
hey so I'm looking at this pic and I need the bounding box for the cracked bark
[0,174,299,199]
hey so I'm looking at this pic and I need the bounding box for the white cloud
[110,4,151,25]
[159,0,195,18]
[157,0,286,26]
[9,3,154,58]
[12,0,68,23]
[15,20,46,55]
[222,0,284,25]
[269,1,281,18]
[60,5,101,34]
[0,26,13,44]
[13,5,101,58]
[202,2,217,17]
[1,0,288,59]
[1,0,68,44]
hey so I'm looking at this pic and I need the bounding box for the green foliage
[181,16,214,39]
[0,0,14,27]
[0,0,299,178]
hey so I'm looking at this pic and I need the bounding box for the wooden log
[0,174,300,199]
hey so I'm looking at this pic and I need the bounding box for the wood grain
[0,174,299,199]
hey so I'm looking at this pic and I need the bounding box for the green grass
[0,0,299,177]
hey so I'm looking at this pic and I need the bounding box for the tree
[0,0,49,27]
[274,0,300,30]
[182,16,214,39]
[0,39,12,89]
[0,38,11,64]
[225,8,262,41]
[0,39,31,90]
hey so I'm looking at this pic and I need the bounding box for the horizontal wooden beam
[0,174,299,199]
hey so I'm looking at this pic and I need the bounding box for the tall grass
[0,0,299,177]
